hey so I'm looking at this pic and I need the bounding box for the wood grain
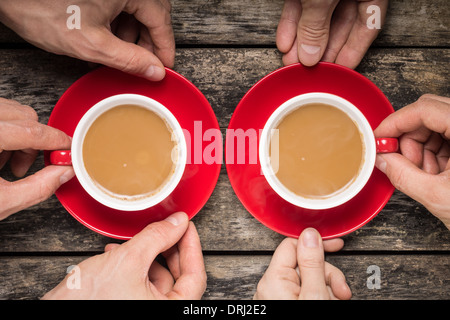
[0,0,449,47]
[0,48,449,253]
[0,0,449,300]
[0,48,448,128]
[0,255,448,300]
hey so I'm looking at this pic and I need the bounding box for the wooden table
[0,0,449,300]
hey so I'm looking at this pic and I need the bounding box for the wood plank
[175,48,450,128]
[0,48,449,252]
[1,171,449,252]
[1,48,449,129]
[0,254,449,300]
[0,0,448,47]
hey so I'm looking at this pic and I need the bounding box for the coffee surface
[272,103,364,198]
[83,105,175,197]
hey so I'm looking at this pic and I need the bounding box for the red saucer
[225,62,395,239]
[46,67,221,239]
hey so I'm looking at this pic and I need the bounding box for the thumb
[88,28,166,81]
[0,165,74,220]
[121,212,189,266]
[297,0,339,66]
[297,228,329,299]
[376,153,436,206]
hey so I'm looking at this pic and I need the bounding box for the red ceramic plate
[46,67,221,239]
[226,62,395,239]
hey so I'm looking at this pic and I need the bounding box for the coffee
[271,103,364,198]
[82,104,176,198]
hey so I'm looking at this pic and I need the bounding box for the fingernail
[375,155,387,174]
[302,228,319,248]
[164,212,187,226]
[144,66,165,81]
[300,44,321,66]
[300,44,321,55]
[59,168,74,185]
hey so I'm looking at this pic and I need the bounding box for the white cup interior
[72,94,187,211]
[259,92,376,210]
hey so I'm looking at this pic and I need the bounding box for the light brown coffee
[83,104,175,197]
[271,103,364,198]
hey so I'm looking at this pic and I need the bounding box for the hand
[254,228,352,300]
[0,0,174,81]
[0,98,74,221]
[374,94,450,230]
[42,212,207,300]
[277,0,388,69]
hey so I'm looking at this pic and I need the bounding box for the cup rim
[71,93,187,211]
[259,92,376,210]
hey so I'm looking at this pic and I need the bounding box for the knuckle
[418,93,437,102]
[36,179,57,203]
[18,105,38,121]
[422,178,449,208]
[25,121,45,138]
[140,223,168,243]
[300,254,324,269]
[120,49,144,74]
[80,29,111,62]
[298,24,329,41]
[389,165,409,191]
[416,94,438,111]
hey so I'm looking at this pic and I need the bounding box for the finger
[325,262,352,300]
[322,0,357,63]
[0,120,72,152]
[159,0,172,12]
[334,0,387,69]
[104,243,121,252]
[297,228,329,299]
[162,244,181,279]
[437,142,450,172]
[375,96,450,140]
[423,132,446,174]
[148,260,175,295]
[167,222,207,300]
[399,127,433,168]
[0,165,74,221]
[0,151,12,170]
[282,38,300,65]
[125,0,175,68]
[137,23,155,53]
[323,238,344,252]
[276,0,302,53]
[256,238,301,300]
[0,102,38,121]
[9,149,39,178]
[296,0,339,66]
[268,238,298,271]
[0,98,22,106]
[119,212,189,269]
[83,28,166,81]
[168,222,207,300]
[375,153,439,207]
[421,94,450,104]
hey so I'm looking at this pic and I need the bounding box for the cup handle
[49,150,72,165]
[376,138,399,153]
